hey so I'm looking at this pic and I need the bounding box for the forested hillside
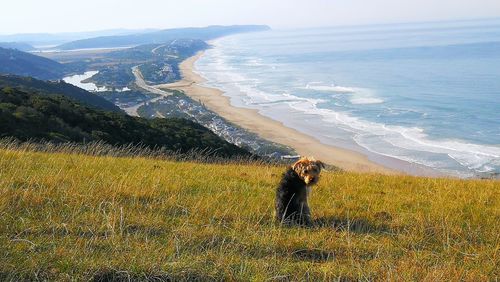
[0,87,251,157]
[0,75,121,112]
[0,47,66,80]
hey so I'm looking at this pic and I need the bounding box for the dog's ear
[292,160,301,171]
[292,157,306,171]
[316,160,326,170]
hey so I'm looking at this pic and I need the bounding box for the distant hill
[57,25,271,50]
[0,29,160,46]
[0,87,252,157]
[0,42,35,51]
[0,47,66,80]
[0,75,121,112]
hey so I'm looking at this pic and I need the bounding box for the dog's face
[292,157,325,186]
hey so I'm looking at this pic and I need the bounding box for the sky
[2,0,500,34]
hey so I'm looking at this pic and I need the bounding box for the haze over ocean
[195,19,500,177]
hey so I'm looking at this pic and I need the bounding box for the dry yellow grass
[0,148,499,281]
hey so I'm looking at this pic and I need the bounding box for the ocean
[195,19,500,178]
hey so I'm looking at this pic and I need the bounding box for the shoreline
[158,51,440,176]
[158,51,395,174]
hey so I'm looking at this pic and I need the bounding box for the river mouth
[62,71,130,92]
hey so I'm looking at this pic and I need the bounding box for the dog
[276,157,325,226]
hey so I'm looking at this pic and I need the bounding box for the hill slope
[57,25,270,50]
[0,47,66,80]
[0,149,498,280]
[0,87,250,157]
[0,42,35,51]
[0,75,121,112]
[0,29,161,46]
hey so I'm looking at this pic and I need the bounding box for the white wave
[300,83,356,93]
[196,41,500,177]
[287,99,500,176]
[345,87,384,105]
[350,97,384,104]
[235,80,324,106]
[200,50,322,106]
[299,83,384,105]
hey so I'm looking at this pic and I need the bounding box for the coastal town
[56,39,295,158]
[135,90,294,157]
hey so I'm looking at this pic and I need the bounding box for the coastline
[158,51,399,174]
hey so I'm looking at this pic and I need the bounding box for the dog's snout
[305,176,317,184]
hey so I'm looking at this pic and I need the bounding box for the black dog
[276,157,324,226]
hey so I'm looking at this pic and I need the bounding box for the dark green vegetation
[0,75,121,112]
[138,61,179,84]
[57,25,270,50]
[0,87,251,157]
[87,67,135,88]
[0,47,66,80]
[0,42,35,51]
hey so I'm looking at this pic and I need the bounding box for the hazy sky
[2,0,500,34]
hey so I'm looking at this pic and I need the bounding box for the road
[131,66,172,97]
[123,66,173,117]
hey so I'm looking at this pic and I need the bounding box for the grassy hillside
[0,47,66,80]
[0,148,498,280]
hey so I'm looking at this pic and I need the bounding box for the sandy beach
[156,51,401,174]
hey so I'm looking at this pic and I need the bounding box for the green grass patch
[0,149,499,280]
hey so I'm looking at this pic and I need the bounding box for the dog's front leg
[299,202,312,227]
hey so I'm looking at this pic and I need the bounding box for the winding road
[123,66,173,116]
[131,66,173,97]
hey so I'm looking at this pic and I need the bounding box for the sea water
[195,19,500,178]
